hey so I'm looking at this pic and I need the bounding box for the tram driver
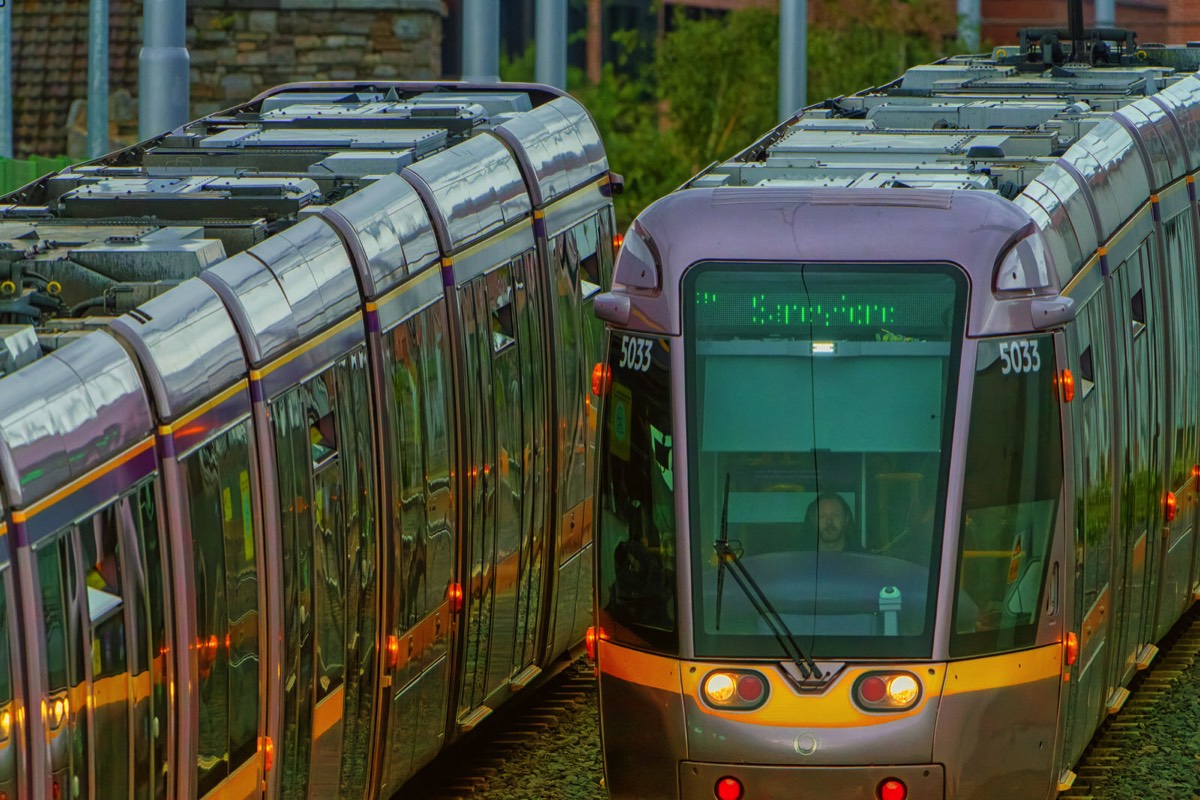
[803,493,861,553]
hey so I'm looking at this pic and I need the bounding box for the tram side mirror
[1030,296,1075,330]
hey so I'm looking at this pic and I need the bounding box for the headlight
[701,670,769,711]
[853,671,923,712]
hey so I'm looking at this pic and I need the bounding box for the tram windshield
[685,263,966,659]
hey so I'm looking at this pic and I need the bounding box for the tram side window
[389,317,428,626]
[952,336,1064,657]
[182,421,260,794]
[418,305,456,613]
[553,224,590,512]
[1077,302,1114,612]
[309,370,347,702]
[80,505,131,800]
[36,537,88,796]
[597,332,677,651]
[1163,214,1199,489]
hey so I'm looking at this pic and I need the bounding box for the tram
[592,28,1200,800]
[0,81,616,799]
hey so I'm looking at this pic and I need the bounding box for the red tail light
[448,583,464,614]
[1065,631,1079,666]
[1166,491,1178,522]
[585,626,597,661]
[715,776,744,800]
[879,778,908,800]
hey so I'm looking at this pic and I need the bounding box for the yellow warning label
[222,486,233,523]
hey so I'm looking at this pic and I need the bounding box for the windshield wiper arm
[713,475,822,681]
[715,473,731,630]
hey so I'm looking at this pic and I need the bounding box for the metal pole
[957,0,980,52]
[535,0,567,90]
[461,0,500,83]
[88,0,109,158]
[138,0,190,141]
[0,1,12,159]
[778,0,807,122]
[1095,0,1115,29]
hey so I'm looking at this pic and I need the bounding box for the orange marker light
[448,583,464,614]
[1193,465,1200,479]
[387,635,401,670]
[1065,631,1079,666]
[586,626,597,661]
[1058,369,1075,402]
[260,735,275,772]
[1166,491,1178,522]
[591,363,612,396]
[613,233,624,251]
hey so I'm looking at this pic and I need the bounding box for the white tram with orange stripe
[591,28,1200,800]
[0,81,617,800]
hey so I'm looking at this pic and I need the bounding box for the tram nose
[678,664,945,799]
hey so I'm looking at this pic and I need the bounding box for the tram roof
[690,44,1200,196]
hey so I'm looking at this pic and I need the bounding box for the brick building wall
[978,0,1170,47]
[9,0,444,158]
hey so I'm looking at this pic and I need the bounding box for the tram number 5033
[618,336,654,372]
[998,338,1041,375]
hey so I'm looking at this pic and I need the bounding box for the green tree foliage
[503,0,961,224]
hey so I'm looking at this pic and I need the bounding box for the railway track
[395,660,603,800]
[1061,604,1200,799]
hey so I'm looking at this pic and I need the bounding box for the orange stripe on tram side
[311,683,345,742]
[596,640,682,695]
[204,751,262,800]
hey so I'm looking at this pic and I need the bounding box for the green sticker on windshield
[610,382,632,461]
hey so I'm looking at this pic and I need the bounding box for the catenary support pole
[957,0,980,52]
[0,1,12,159]
[88,0,109,158]
[536,0,567,90]
[462,0,500,83]
[778,0,807,122]
[1095,0,1115,29]
[139,0,189,141]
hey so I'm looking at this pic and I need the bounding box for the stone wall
[188,0,446,117]
[9,0,445,158]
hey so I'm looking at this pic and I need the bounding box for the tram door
[26,487,171,800]
[272,354,377,800]
[1109,242,1164,690]
[546,215,611,659]
[457,256,550,722]
[1060,296,1118,767]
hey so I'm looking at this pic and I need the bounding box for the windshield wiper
[714,473,823,681]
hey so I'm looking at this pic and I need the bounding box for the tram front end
[592,188,1072,800]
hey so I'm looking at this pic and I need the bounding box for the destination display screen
[690,266,960,341]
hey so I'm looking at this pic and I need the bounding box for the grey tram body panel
[0,80,616,800]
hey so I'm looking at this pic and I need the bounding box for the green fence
[0,155,75,196]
